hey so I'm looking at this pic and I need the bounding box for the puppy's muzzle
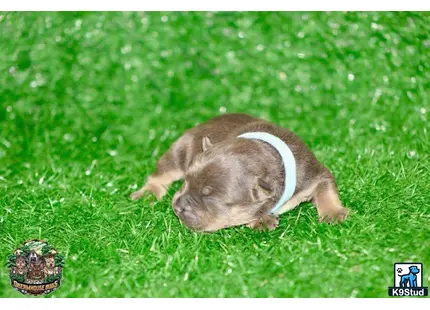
[173,194,200,229]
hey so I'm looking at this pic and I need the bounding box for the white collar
[238,132,296,214]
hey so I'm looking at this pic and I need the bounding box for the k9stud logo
[388,263,428,297]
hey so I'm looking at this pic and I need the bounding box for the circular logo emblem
[7,240,65,295]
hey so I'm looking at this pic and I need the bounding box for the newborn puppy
[131,113,349,232]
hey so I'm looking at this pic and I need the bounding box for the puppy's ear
[202,136,213,152]
[252,178,273,201]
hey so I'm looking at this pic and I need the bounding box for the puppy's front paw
[130,190,144,200]
[130,183,167,200]
[319,207,350,224]
[247,214,279,231]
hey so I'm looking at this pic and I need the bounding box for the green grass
[0,12,429,298]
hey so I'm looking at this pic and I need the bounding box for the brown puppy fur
[131,113,349,232]
[44,255,58,276]
[12,255,27,277]
[27,251,44,282]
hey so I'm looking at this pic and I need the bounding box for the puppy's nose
[174,195,186,213]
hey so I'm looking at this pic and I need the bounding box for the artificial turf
[0,11,429,298]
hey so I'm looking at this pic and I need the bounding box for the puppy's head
[28,251,39,264]
[172,137,278,232]
[16,256,26,268]
[44,255,55,268]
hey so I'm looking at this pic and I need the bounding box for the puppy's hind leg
[312,178,349,224]
[130,151,184,200]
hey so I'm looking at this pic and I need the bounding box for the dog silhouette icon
[399,266,420,288]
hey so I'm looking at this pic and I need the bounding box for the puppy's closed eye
[202,186,212,196]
